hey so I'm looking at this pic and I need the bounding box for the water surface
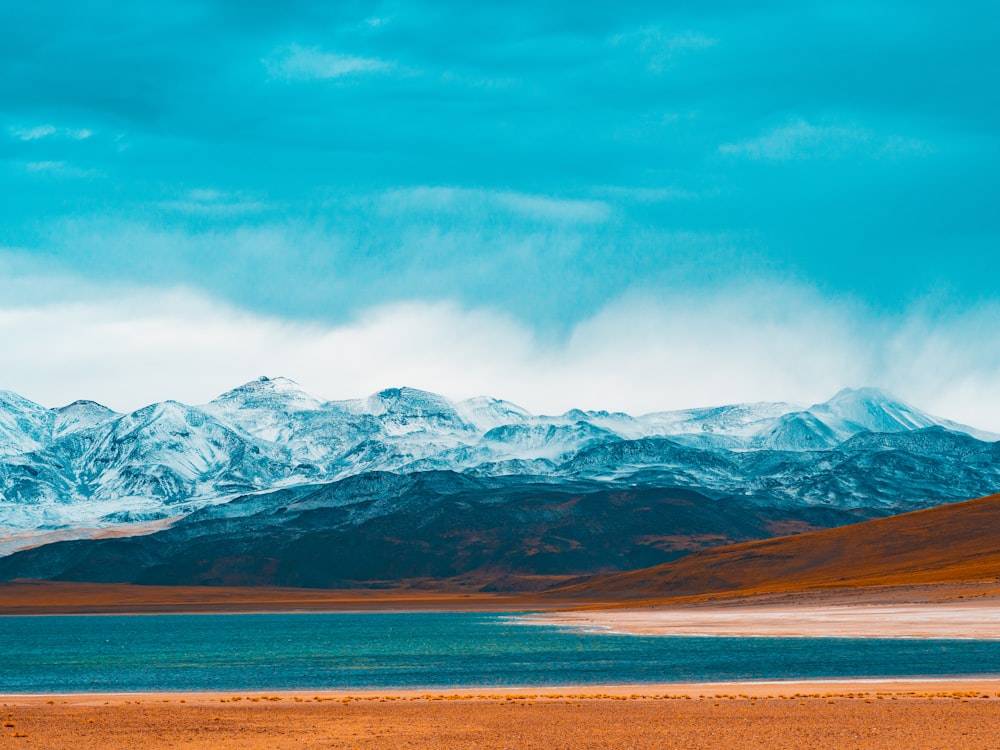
[2,612,999,693]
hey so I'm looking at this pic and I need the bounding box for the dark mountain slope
[550,492,1000,599]
[0,471,877,589]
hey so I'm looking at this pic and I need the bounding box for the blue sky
[2,1,999,425]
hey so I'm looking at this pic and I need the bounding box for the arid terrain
[0,579,571,616]
[550,491,1000,600]
[523,492,1000,636]
[3,684,1000,749]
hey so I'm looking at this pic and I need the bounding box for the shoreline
[3,606,553,618]
[522,596,1000,640]
[5,677,1000,700]
[5,581,1000,641]
[0,580,577,616]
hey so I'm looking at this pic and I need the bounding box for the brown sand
[3,683,1000,749]
[0,580,576,616]
[6,578,998,617]
[8,580,1000,640]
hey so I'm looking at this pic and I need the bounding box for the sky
[2,1,999,428]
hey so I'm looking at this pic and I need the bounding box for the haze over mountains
[0,377,997,588]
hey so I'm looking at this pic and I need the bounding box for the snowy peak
[210,376,323,412]
[454,396,532,431]
[204,377,327,443]
[756,411,843,451]
[0,391,54,457]
[115,400,206,438]
[482,421,621,460]
[84,399,284,497]
[53,400,118,438]
[812,387,935,433]
[0,391,47,414]
[749,387,992,451]
[365,387,454,416]
[751,388,916,451]
[639,402,799,439]
[362,387,473,431]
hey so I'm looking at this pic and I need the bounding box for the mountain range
[0,378,997,588]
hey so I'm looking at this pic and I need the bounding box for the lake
[2,612,999,693]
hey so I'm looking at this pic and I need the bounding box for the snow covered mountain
[751,387,993,450]
[0,378,997,558]
[0,391,56,457]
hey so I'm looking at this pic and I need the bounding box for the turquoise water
[1,612,998,693]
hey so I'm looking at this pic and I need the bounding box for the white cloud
[25,160,65,172]
[720,119,869,161]
[24,161,99,178]
[10,125,92,141]
[720,118,933,161]
[11,125,56,140]
[263,44,392,80]
[594,185,715,202]
[157,188,269,215]
[377,186,611,224]
[1,271,999,433]
[493,192,610,223]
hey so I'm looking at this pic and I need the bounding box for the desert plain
[3,682,1000,749]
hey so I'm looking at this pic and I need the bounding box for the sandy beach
[525,599,1000,639]
[516,583,1000,639]
[3,683,1000,749]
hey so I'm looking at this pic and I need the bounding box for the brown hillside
[552,492,1000,598]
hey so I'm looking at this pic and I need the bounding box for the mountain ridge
[1,378,997,575]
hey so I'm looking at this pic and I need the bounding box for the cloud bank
[2,272,998,432]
